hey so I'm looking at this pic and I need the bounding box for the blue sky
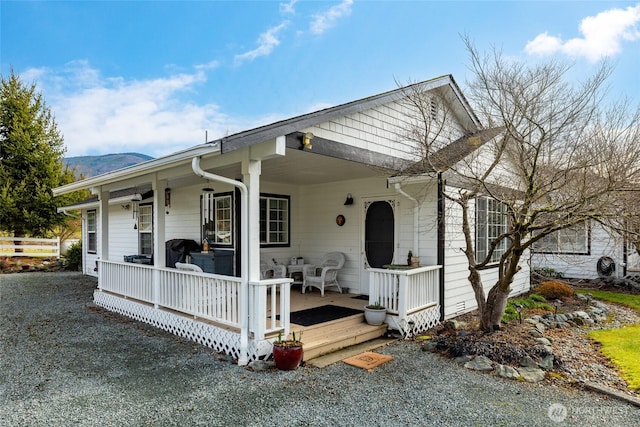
[2,1,639,158]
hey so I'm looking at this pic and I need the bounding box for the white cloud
[29,61,241,158]
[279,0,298,15]
[525,4,640,62]
[234,22,289,64]
[310,0,353,35]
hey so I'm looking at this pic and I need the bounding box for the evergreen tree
[0,70,78,237]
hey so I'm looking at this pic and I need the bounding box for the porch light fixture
[202,187,214,192]
[344,193,354,206]
[299,132,314,150]
[164,187,171,208]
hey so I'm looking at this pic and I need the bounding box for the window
[260,194,290,246]
[202,193,233,245]
[87,210,97,253]
[138,204,153,255]
[534,223,589,254]
[475,197,508,264]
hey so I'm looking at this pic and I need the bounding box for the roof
[54,75,482,196]
[394,126,505,176]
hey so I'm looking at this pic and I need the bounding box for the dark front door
[365,201,394,268]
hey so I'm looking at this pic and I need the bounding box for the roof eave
[53,143,218,196]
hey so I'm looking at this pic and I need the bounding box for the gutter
[191,157,250,367]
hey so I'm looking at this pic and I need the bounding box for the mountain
[65,153,154,178]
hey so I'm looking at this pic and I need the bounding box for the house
[531,221,640,279]
[54,75,530,365]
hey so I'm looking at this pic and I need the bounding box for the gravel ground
[1,272,639,427]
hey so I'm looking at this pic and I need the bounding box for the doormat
[279,305,363,327]
[351,295,369,301]
[343,352,394,372]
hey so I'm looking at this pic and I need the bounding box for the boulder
[495,364,521,379]
[538,355,554,371]
[519,366,546,383]
[464,355,493,371]
[520,355,538,368]
[534,337,552,346]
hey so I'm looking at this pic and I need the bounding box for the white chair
[302,252,345,296]
[175,262,203,273]
[260,259,286,279]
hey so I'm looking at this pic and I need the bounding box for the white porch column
[242,158,262,284]
[99,187,109,261]
[151,176,167,308]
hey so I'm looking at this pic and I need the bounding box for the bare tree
[398,39,640,331]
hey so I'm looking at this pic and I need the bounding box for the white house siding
[442,187,530,319]
[530,223,625,279]
[108,203,140,262]
[306,100,466,161]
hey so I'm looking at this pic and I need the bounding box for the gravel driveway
[1,272,639,426]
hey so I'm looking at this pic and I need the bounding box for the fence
[0,237,60,258]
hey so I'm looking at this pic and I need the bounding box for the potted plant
[407,250,420,267]
[272,330,304,370]
[364,300,387,326]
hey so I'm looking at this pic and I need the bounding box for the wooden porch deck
[279,287,388,360]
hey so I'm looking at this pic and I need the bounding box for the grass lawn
[579,288,640,391]
[575,289,640,311]
[589,326,640,391]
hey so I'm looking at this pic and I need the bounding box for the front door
[362,199,395,294]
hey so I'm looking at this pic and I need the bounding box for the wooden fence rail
[0,237,61,258]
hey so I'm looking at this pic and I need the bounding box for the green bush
[502,294,552,323]
[532,267,564,279]
[65,241,82,271]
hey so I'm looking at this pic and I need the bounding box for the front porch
[95,260,441,364]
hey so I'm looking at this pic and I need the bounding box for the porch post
[99,187,109,261]
[152,176,167,308]
[243,157,262,347]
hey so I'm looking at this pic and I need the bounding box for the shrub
[535,280,575,300]
[532,267,564,279]
[65,241,82,271]
[502,294,552,323]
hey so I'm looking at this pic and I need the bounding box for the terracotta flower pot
[272,343,304,370]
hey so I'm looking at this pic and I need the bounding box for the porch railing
[368,265,441,318]
[97,260,293,335]
[249,277,293,340]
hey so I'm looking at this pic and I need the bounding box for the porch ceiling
[211,148,390,186]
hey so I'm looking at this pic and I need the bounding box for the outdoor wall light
[300,132,314,150]
[344,193,354,205]
[164,187,171,208]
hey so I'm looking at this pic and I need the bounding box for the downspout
[394,183,419,260]
[192,157,250,366]
[437,173,445,321]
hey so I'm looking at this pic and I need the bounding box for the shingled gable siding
[309,100,466,161]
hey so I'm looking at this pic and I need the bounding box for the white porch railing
[368,265,441,335]
[249,278,293,340]
[97,260,293,338]
[0,237,60,257]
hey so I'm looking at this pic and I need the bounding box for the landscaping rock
[534,323,546,334]
[519,366,546,383]
[453,355,474,364]
[495,364,520,379]
[528,328,544,338]
[534,337,552,346]
[538,355,554,371]
[422,341,438,352]
[520,355,537,368]
[248,360,273,372]
[464,355,493,371]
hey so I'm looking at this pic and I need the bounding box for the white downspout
[394,183,419,260]
[192,157,250,366]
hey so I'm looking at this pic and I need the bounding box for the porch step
[298,314,389,361]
